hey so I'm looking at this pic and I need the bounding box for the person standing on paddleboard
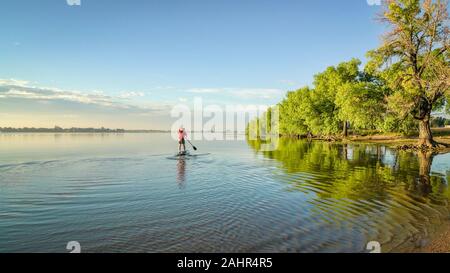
[178,126,188,153]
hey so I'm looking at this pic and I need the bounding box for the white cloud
[0,79,29,86]
[230,88,284,100]
[0,79,172,113]
[118,91,146,99]
[1,88,122,108]
[367,0,382,6]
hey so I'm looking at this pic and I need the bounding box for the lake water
[0,133,449,253]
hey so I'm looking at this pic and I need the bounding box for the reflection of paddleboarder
[177,157,186,188]
[178,126,187,154]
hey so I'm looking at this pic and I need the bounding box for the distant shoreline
[0,127,170,133]
[0,131,172,134]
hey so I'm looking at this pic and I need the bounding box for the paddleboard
[166,152,211,160]
[177,151,189,156]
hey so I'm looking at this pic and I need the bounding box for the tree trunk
[343,144,348,160]
[417,151,433,195]
[376,146,382,162]
[342,121,348,137]
[418,114,435,147]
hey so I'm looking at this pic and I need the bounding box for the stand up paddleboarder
[178,126,188,154]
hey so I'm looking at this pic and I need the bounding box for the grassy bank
[278,128,450,153]
[337,128,450,153]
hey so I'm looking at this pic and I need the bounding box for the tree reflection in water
[247,138,450,251]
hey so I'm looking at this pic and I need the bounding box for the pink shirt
[178,129,187,141]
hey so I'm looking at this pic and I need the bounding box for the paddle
[186,139,198,151]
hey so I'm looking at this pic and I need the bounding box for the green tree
[279,87,310,137]
[335,76,389,132]
[308,59,361,136]
[366,0,450,147]
[278,59,387,138]
[246,118,260,140]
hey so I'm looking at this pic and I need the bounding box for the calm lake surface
[0,133,449,253]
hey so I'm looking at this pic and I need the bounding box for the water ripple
[1,138,450,253]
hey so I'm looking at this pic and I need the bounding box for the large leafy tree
[279,88,311,137]
[308,59,361,136]
[278,59,387,138]
[336,81,388,132]
[367,0,450,147]
[335,65,390,133]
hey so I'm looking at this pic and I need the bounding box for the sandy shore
[344,135,450,153]
[347,135,450,144]
[416,220,450,253]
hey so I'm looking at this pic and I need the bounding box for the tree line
[0,127,172,133]
[248,0,449,148]
[0,126,127,133]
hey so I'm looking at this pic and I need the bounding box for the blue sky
[0,0,385,129]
